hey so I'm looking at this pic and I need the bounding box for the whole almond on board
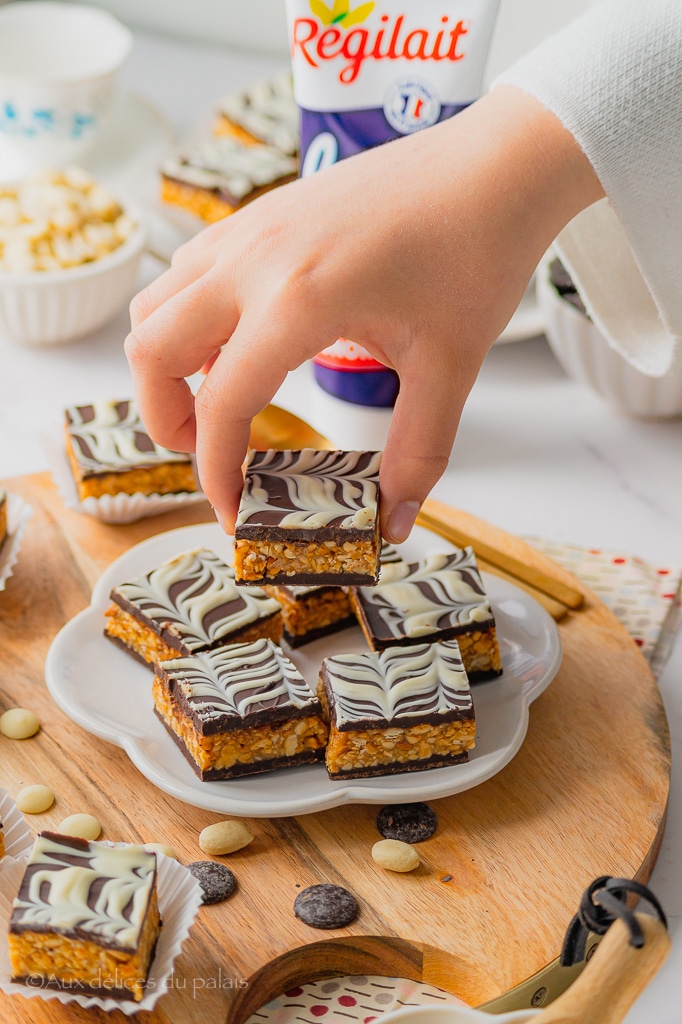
[199,820,254,856]
[372,839,420,873]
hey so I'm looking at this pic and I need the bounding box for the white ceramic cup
[0,2,133,177]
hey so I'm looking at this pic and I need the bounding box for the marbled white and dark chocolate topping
[158,637,321,733]
[236,449,382,536]
[354,549,494,643]
[66,399,190,475]
[10,832,156,950]
[161,137,297,203]
[322,641,474,730]
[111,548,281,652]
[380,542,403,566]
[218,71,299,156]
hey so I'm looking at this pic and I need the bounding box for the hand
[126,86,603,540]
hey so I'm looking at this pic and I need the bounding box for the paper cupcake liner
[0,494,32,592]
[0,792,31,861]
[45,430,208,525]
[0,845,203,1014]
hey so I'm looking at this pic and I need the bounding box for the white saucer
[0,91,174,193]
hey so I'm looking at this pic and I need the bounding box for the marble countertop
[1,28,681,1024]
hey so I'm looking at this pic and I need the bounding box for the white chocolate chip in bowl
[0,169,145,346]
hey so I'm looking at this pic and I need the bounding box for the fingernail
[387,501,420,543]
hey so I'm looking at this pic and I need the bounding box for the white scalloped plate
[45,523,562,817]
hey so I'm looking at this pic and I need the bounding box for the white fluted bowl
[0,219,145,345]
[536,259,682,419]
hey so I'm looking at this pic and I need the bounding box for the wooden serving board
[0,473,670,1024]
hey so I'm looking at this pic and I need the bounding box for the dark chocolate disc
[188,861,237,905]
[376,803,438,844]
[293,883,358,929]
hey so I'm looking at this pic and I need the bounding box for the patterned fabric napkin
[247,975,466,1024]
[526,539,682,678]
[247,543,682,1024]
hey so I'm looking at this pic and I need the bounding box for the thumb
[379,350,469,543]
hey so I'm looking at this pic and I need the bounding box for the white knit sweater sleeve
[493,0,682,376]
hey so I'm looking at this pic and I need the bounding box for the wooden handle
[534,914,670,1024]
[475,555,568,621]
[417,499,584,610]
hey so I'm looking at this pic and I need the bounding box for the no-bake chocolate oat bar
[262,582,355,648]
[160,137,297,224]
[65,399,197,501]
[263,541,404,646]
[0,820,5,858]
[105,547,282,669]
[350,549,503,681]
[8,832,160,1002]
[318,640,476,780]
[234,449,382,586]
[153,638,328,779]
[214,70,299,156]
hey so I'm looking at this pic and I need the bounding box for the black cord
[560,876,667,967]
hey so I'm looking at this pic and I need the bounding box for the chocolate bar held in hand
[234,449,382,587]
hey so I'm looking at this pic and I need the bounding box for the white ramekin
[0,220,146,345]
[536,257,682,419]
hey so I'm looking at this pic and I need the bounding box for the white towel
[494,0,682,377]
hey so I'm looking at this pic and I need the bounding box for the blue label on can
[300,100,470,175]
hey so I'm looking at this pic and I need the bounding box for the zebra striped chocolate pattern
[111,548,280,650]
[323,641,472,726]
[236,449,382,530]
[66,398,189,474]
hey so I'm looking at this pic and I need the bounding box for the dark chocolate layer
[239,569,379,587]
